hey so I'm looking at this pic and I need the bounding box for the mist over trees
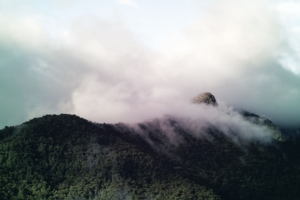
[0,114,300,200]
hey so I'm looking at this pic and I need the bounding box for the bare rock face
[192,92,218,106]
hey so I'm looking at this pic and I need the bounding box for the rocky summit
[192,92,218,106]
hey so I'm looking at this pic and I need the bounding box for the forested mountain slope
[0,114,299,200]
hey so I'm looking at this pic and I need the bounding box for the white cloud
[277,1,300,17]
[119,0,139,8]
[0,0,300,129]
[0,14,46,49]
[276,1,300,76]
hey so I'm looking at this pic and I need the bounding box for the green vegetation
[0,114,299,199]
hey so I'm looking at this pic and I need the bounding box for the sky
[0,0,300,129]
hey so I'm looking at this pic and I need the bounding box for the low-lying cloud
[0,0,300,129]
[135,103,274,143]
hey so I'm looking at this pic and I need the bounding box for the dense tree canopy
[0,114,299,200]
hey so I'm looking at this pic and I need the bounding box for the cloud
[0,14,81,128]
[118,0,139,8]
[0,0,300,130]
[156,0,300,127]
[276,1,300,76]
[119,103,275,152]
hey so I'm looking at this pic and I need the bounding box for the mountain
[1,94,300,200]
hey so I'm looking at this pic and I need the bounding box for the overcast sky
[0,0,300,128]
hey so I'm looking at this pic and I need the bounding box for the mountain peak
[192,92,218,106]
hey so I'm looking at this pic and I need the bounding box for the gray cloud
[0,43,77,127]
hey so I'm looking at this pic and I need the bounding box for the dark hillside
[0,114,219,200]
[0,114,300,199]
